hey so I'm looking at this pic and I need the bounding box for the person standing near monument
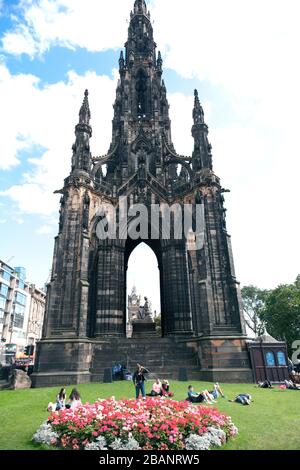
[133,363,149,399]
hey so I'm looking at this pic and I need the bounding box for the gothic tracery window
[136,69,147,116]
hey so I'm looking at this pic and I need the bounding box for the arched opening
[135,69,147,117]
[125,240,162,338]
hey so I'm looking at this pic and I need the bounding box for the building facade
[32,0,253,387]
[0,260,46,351]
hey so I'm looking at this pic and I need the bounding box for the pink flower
[47,396,236,450]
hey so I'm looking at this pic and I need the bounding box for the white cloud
[36,223,55,235]
[157,0,300,289]
[11,214,25,225]
[1,24,37,56]
[1,0,133,57]
[0,218,7,224]
[0,64,117,215]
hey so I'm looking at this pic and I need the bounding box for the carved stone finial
[119,50,125,70]
[79,89,91,125]
[134,0,147,14]
[193,89,204,125]
[157,51,163,67]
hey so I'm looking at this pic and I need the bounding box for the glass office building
[0,259,46,352]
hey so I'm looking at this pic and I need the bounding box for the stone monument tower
[32,0,252,387]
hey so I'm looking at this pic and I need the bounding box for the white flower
[207,427,226,447]
[109,438,141,451]
[85,436,108,451]
[185,433,212,451]
[32,423,58,447]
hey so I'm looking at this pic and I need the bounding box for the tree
[260,276,300,356]
[154,314,161,331]
[241,285,269,336]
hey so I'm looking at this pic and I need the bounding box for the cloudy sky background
[0,0,300,313]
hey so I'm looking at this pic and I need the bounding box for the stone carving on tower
[32,0,253,387]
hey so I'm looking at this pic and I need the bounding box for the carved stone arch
[130,134,154,175]
[163,157,193,181]
[135,68,148,115]
[118,212,173,249]
[92,158,112,179]
[87,223,100,337]
[131,134,152,154]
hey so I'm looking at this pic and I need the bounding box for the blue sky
[0,0,300,313]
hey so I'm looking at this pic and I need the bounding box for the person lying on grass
[186,385,216,404]
[257,380,273,388]
[229,393,252,405]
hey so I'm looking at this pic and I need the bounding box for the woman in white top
[67,388,82,409]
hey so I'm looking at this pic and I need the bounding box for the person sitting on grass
[161,380,174,397]
[290,370,300,384]
[47,402,56,413]
[148,378,162,396]
[229,393,252,405]
[284,379,300,390]
[209,382,225,399]
[56,388,66,411]
[187,385,215,404]
[66,388,82,409]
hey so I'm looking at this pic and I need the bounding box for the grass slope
[0,381,299,450]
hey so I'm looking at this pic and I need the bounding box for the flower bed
[33,397,238,450]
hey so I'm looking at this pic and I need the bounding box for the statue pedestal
[132,319,157,338]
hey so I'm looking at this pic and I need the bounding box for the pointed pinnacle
[79,89,91,125]
[193,89,204,125]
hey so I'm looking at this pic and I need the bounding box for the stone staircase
[90,337,202,382]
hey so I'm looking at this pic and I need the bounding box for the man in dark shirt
[132,363,149,399]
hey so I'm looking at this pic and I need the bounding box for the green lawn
[0,381,299,450]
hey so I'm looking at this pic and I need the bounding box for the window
[3,265,13,274]
[15,292,26,306]
[0,284,9,298]
[5,343,17,353]
[18,280,25,290]
[265,351,275,367]
[277,351,287,366]
[0,270,11,282]
[0,297,5,310]
[14,303,25,316]
[14,314,24,329]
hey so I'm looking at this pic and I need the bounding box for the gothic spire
[79,89,91,125]
[157,51,163,74]
[126,0,154,66]
[107,0,173,182]
[119,50,125,70]
[72,89,92,174]
[192,89,212,172]
[193,89,205,125]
